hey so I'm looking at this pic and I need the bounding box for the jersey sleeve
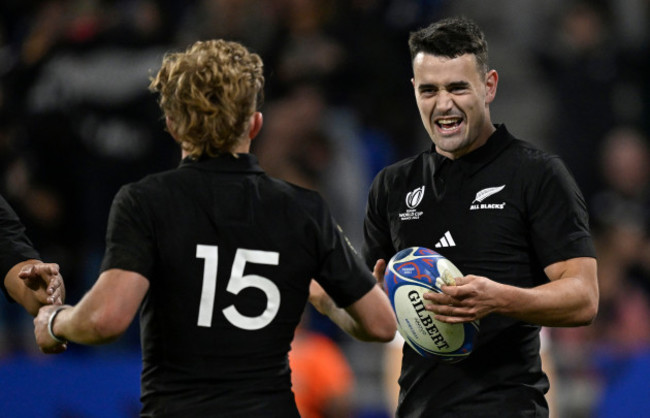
[312,194,377,308]
[527,156,596,267]
[100,184,156,279]
[0,195,40,302]
[362,168,395,270]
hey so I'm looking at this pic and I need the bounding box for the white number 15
[196,245,280,330]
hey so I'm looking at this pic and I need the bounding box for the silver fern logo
[472,185,505,203]
[405,186,425,209]
[470,185,507,211]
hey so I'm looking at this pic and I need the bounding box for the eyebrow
[417,83,437,92]
[417,81,470,92]
[447,81,470,89]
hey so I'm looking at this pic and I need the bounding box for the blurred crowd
[0,0,649,417]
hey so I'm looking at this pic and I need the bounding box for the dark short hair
[408,17,489,74]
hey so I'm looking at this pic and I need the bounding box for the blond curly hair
[149,39,264,158]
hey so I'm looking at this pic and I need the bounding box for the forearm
[36,269,147,351]
[51,300,123,345]
[310,283,396,342]
[497,276,598,327]
[427,258,598,327]
[50,274,138,345]
[311,292,377,341]
[4,260,42,316]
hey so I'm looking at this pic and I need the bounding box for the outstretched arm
[5,260,65,316]
[423,257,598,327]
[309,260,397,342]
[34,268,149,353]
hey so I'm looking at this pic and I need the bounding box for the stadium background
[1,0,649,417]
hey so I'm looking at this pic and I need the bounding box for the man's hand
[308,279,331,315]
[19,263,65,305]
[33,304,68,354]
[372,259,387,292]
[422,274,502,323]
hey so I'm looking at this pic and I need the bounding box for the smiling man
[362,17,598,417]
[412,50,497,160]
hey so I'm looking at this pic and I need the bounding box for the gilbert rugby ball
[384,246,479,362]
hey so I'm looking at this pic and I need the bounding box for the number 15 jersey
[100,154,375,417]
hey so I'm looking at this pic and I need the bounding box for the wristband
[47,306,68,344]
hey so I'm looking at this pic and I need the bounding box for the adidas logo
[434,231,456,248]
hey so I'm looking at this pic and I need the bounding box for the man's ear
[485,69,498,104]
[165,116,178,140]
[248,112,263,140]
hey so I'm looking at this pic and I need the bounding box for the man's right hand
[33,304,68,354]
[19,262,65,305]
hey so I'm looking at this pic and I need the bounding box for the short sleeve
[362,169,395,270]
[0,195,40,302]
[100,185,156,279]
[313,196,376,308]
[527,157,596,267]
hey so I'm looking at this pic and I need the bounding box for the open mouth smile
[435,117,463,134]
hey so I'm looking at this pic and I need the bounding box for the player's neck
[180,141,251,160]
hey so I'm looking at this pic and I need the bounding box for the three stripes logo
[435,231,456,248]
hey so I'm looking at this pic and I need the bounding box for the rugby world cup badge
[400,186,425,221]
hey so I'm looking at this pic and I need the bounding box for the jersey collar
[430,124,514,177]
[179,153,265,174]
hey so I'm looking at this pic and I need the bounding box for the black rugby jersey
[101,153,375,417]
[363,125,595,417]
[1,194,40,301]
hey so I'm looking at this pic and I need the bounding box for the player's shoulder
[508,138,554,161]
[122,167,177,194]
[502,136,568,179]
[264,175,321,198]
[261,176,329,215]
[494,137,580,203]
[381,152,426,174]
[110,168,181,210]
[372,151,428,185]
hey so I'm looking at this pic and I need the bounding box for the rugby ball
[384,247,479,362]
